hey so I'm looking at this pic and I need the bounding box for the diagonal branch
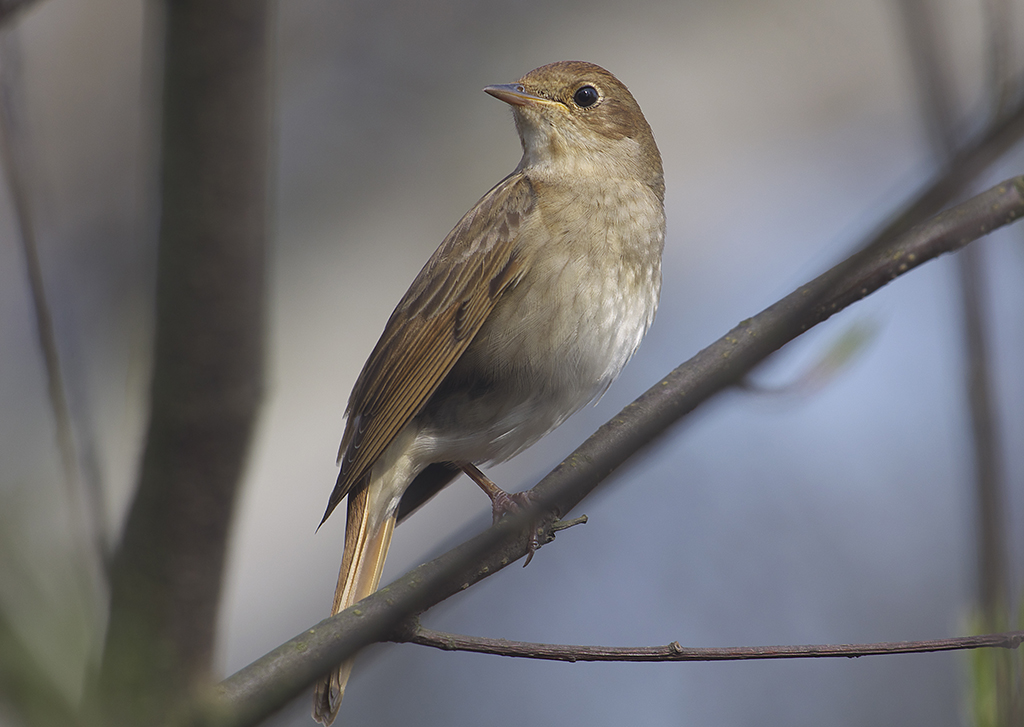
[204,176,1024,727]
[404,623,1024,663]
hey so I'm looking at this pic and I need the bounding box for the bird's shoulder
[397,170,538,320]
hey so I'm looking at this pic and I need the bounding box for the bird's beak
[484,84,559,108]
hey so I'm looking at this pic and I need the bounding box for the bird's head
[485,60,663,196]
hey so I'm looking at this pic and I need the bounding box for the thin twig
[403,624,1024,663]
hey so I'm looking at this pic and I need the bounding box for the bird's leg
[460,463,542,563]
[460,463,535,522]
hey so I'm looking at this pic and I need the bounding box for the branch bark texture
[406,624,1024,662]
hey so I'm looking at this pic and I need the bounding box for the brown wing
[319,172,536,525]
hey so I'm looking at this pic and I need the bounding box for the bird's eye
[572,85,599,108]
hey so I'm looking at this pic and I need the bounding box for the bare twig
[205,177,1024,727]
[403,623,1024,663]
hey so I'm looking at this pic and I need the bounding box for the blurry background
[1,0,1023,724]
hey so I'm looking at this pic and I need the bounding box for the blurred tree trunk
[95,1,272,724]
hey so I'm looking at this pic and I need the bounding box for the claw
[460,463,542,566]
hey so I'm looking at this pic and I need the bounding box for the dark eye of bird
[572,85,599,108]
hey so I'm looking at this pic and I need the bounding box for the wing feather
[320,173,535,524]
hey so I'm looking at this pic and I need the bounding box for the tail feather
[312,484,396,725]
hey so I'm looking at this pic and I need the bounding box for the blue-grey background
[0,0,1022,725]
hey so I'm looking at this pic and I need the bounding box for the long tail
[312,482,396,725]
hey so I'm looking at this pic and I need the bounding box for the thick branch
[97,2,272,725]
[404,624,1024,662]
[205,177,1024,727]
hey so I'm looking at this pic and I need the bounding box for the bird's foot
[486,487,535,523]
[460,463,544,565]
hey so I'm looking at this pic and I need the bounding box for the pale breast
[415,175,664,466]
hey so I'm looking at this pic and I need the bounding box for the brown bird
[312,60,665,724]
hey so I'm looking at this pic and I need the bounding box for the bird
[312,60,665,725]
